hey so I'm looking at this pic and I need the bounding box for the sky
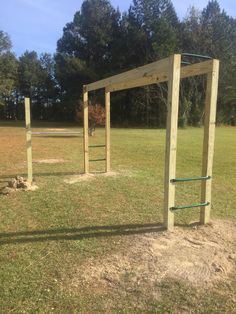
[1,0,236,57]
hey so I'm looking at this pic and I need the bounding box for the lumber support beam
[200,59,219,224]
[83,87,89,174]
[164,54,181,231]
[85,57,169,92]
[84,58,214,94]
[105,88,111,172]
[24,97,33,184]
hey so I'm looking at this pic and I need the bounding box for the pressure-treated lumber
[200,59,219,224]
[164,54,181,231]
[85,57,169,92]
[180,59,213,79]
[83,54,219,230]
[93,60,213,93]
[25,97,33,183]
[105,88,111,172]
[106,60,213,93]
[83,87,89,173]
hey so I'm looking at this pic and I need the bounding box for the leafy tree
[0,31,12,54]
[0,31,19,119]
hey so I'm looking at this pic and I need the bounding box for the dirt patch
[0,176,38,195]
[33,158,65,164]
[64,170,133,184]
[70,220,236,293]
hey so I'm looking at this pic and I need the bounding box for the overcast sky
[1,0,235,57]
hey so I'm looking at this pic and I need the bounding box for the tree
[0,31,19,119]
[0,31,12,54]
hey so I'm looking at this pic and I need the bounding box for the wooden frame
[79,54,219,230]
[24,99,82,182]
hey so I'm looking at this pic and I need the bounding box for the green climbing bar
[88,145,106,148]
[182,53,212,60]
[89,158,106,162]
[171,202,210,211]
[171,176,211,183]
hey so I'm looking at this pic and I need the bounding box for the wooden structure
[24,98,82,184]
[83,54,219,230]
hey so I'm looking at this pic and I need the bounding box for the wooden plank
[83,87,89,173]
[85,57,169,92]
[163,54,181,231]
[105,88,111,172]
[106,72,168,92]
[181,59,213,79]
[25,97,33,183]
[200,59,220,224]
[86,59,213,93]
[105,60,213,93]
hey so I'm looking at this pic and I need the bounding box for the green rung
[89,158,106,162]
[182,52,212,60]
[171,202,210,211]
[181,61,191,65]
[88,145,106,148]
[171,176,211,183]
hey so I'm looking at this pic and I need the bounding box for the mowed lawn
[0,122,235,313]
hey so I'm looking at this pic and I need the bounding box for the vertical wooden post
[105,88,111,172]
[200,60,219,224]
[25,97,33,183]
[83,86,89,174]
[163,54,181,231]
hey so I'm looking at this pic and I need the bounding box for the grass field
[0,122,235,313]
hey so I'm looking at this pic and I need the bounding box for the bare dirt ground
[64,170,134,184]
[70,220,236,295]
[33,158,66,164]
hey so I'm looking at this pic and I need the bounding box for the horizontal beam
[85,57,215,94]
[85,56,170,92]
[107,59,214,93]
[181,59,213,79]
[31,132,82,135]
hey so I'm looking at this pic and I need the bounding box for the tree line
[0,0,235,126]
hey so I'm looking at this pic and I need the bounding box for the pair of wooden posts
[25,54,219,231]
[82,54,219,230]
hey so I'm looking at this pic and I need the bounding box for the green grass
[0,123,235,313]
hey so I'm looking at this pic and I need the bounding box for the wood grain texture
[164,54,181,231]
[200,60,220,224]
[25,97,33,183]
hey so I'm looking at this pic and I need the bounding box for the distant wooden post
[164,54,181,231]
[83,86,89,173]
[25,97,33,183]
[200,60,220,224]
[105,88,111,172]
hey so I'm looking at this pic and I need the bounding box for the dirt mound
[0,176,38,194]
[71,220,236,292]
[33,158,65,164]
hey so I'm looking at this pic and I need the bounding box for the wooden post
[83,86,89,173]
[164,54,181,231]
[25,97,33,183]
[200,60,219,224]
[105,88,111,172]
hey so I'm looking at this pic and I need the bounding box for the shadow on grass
[0,171,109,181]
[0,172,83,180]
[0,223,165,245]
